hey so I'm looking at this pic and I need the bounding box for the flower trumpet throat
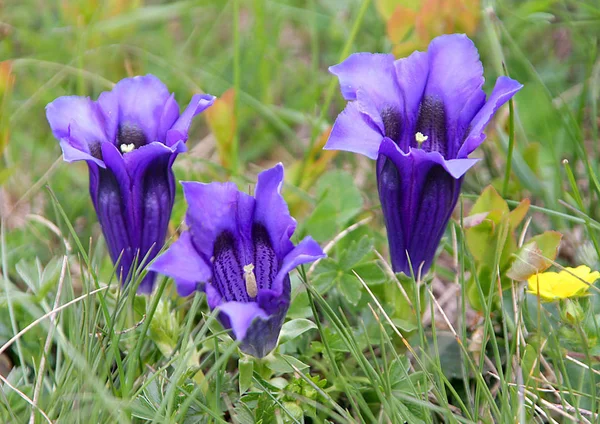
[324,34,522,275]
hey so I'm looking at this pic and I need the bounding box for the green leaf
[469,185,509,220]
[465,220,495,263]
[312,270,339,294]
[279,318,317,344]
[265,353,310,374]
[239,356,253,394]
[337,273,362,306]
[353,262,386,285]
[506,231,562,281]
[232,403,255,424]
[281,402,304,423]
[388,357,410,387]
[508,199,530,229]
[391,318,418,333]
[305,170,363,241]
[339,236,373,270]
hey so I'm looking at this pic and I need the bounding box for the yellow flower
[527,265,599,301]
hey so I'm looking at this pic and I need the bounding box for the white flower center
[415,132,428,145]
[243,263,257,298]
[120,143,135,153]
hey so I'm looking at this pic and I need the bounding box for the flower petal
[394,50,429,119]
[458,76,523,157]
[377,138,469,274]
[182,181,255,265]
[88,161,135,284]
[422,34,485,124]
[149,231,211,296]
[101,75,175,144]
[392,50,429,151]
[324,100,384,159]
[329,53,400,112]
[46,96,109,165]
[416,34,486,158]
[253,163,296,258]
[217,300,287,358]
[58,139,105,167]
[166,93,215,147]
[271,237,325,294]
[159,93,180,141]
[123,143,179,293]
[216,301,269,343]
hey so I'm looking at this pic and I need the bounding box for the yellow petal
[527,266,598,302]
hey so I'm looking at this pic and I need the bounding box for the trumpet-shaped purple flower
[150,164,325,357]
[325,34,523,275]
[46,75,215,293]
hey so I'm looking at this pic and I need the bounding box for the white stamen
[120,143,135,153]
[415,132,428,145]
[243,263,257,298]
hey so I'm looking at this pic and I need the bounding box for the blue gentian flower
[150,164,325,358]
[324,34,523,276]
[46,75,215,293]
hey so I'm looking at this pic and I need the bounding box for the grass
[2,0,600,422]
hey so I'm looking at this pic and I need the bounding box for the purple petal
[329,53,400,113]
[159,93,180,141]
[88,161,134,285]
[392,50,429,151]
[100,75,176,144]
[59,139,105,167]
[101,143,133,229]
[166,93,216,147]
[125,142,178,291]
[324,100,384,159]
[182,181,255,264]
[394,51,429,118]
[423,34,485,122]
[458,76,523,157]
[216,301,269,342]
[417,34,486,158]
[149,231,211,296]
[253,164,296,258]
[377,138,468,274]
[123,141,174,177]
[408,146,479,179]
[216,299,288,358]
[46,96,109,165]
[271,237,325,294]
[96,142,173,293]
[257,277,290,316]
[205,283,223,309]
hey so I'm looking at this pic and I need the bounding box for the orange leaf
[415,0,479,42]
[387,5,417,44]
[0,61,14,94]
